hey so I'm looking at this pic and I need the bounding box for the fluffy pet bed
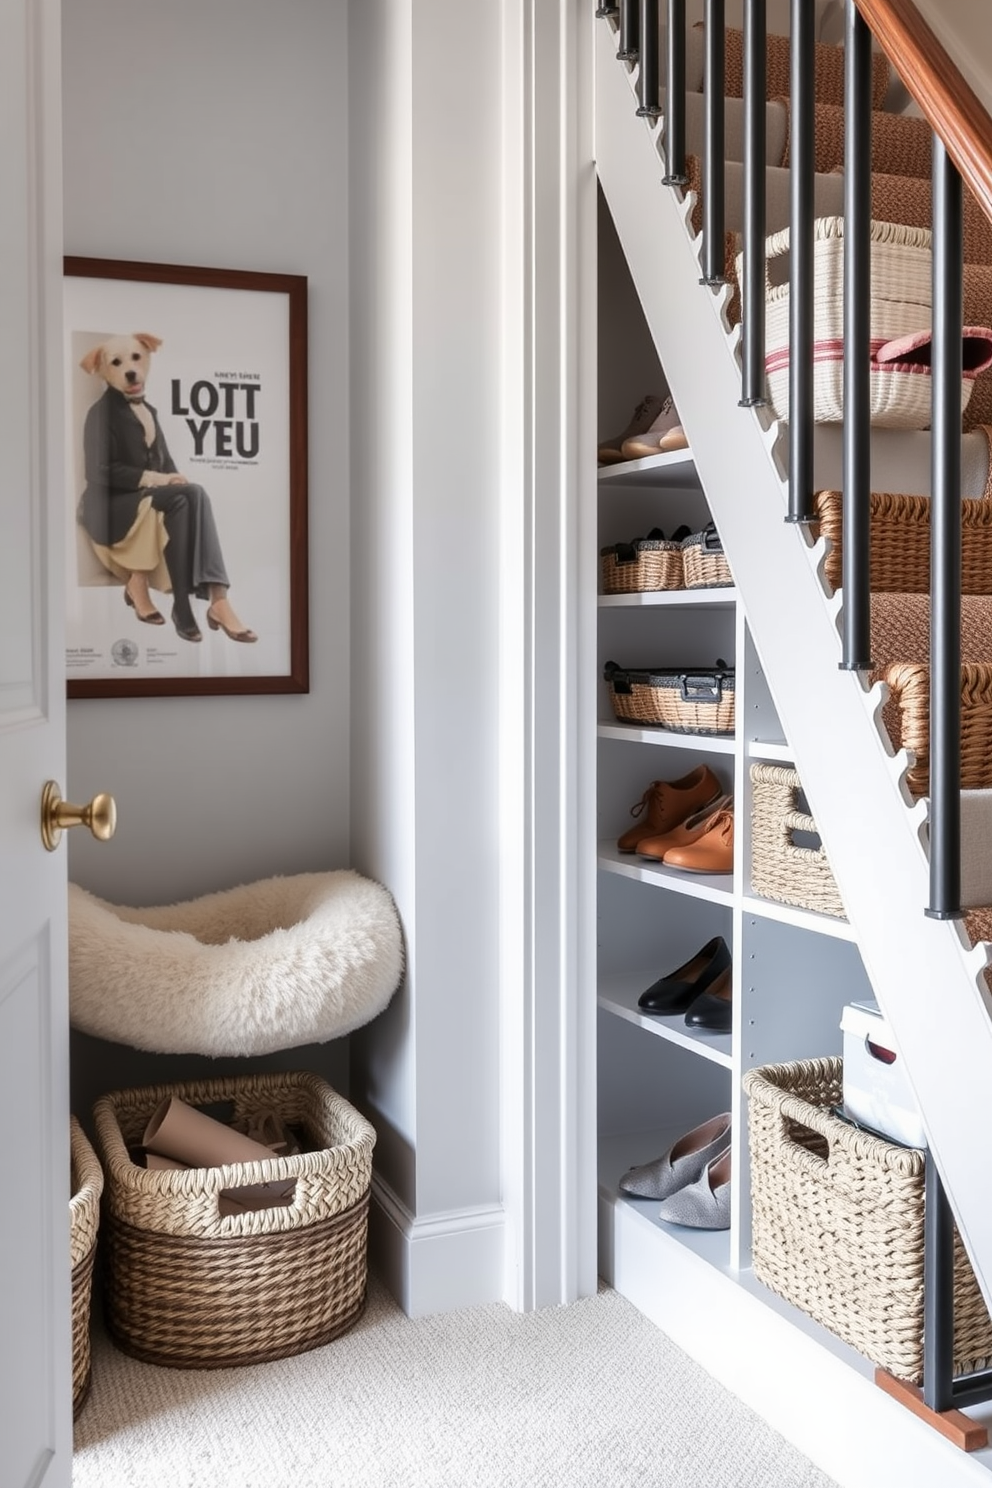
[68,871,403,1057]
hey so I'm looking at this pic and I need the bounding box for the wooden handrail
[854,0,992,226]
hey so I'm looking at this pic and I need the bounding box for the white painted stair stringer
[595,24,992,1312]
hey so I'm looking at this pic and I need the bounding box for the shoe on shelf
[618,1112,731,1202]
[638,934,731,1014]
[620,394,689,460]
[656,1146,731,1230]
[616,763,722,854]
[597,393,670,465]
[636,793,732,863]
[663,801,734,874]
[684,964,733,1032]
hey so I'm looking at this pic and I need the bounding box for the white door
[0,1,73,1483]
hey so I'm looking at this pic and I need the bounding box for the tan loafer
[636,793,732,861]
[663,803,734,874]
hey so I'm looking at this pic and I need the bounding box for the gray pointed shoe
[656,1146,731,1229]
[618,1113,731,1201]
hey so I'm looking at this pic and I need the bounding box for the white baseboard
[369,1175,506,1318]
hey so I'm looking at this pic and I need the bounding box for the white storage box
[840,1001,926,1149]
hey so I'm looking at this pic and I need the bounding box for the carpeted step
[783,99,935,178]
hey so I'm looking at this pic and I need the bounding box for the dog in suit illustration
[77,332,256,643]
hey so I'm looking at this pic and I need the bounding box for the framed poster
[63,257,308,697]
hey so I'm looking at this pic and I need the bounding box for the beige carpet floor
[72,1272,839,1488]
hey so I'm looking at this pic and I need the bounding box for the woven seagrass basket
[681,524,732,590]
[70,1116,103,1418]
[882,661,992,799]
[814,447,992,594]
[93,1071,375,1369]
[749,762,845,918]
[604,661,735,735]
[600,533,684,594]
[743,1057,992,1384]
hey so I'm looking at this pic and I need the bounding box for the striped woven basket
[758,218,988,428]
[749,763,845,918]
[92,1071,375,1369]
[70,1116,103,1418]
[743,1057,992,1384]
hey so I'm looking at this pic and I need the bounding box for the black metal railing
[595,0,972,921]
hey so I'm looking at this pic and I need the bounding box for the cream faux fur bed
[68,871,404,1056]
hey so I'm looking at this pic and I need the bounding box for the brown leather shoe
[663,803,734,874]
[636,793,731,861]
[616,765,722,854]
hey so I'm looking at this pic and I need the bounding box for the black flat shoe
[684,965,733,1031]
[638,935,731,1015]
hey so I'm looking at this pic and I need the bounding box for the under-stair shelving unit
[590,18,992,1477]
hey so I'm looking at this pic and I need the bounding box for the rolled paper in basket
[143,1096,295,1208]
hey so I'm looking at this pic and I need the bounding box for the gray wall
[62,0,353,1111]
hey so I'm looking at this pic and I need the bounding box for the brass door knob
[41,780,117,852]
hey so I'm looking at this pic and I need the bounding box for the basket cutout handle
[680,674,724,702]
[774,1092,841,1174]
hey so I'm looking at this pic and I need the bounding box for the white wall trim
[497,0,600,1313]
[368,1176,506,1319]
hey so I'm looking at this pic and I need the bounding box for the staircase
[594,1,992,1325]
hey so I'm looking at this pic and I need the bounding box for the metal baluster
[701,0,726,283]
[927,138,964,920]
[618,0,640,60]
[839,0,872,669]
[785,0,815,523]
[637,0,662,118]
[662,0,688,181]
[740,0,767,406]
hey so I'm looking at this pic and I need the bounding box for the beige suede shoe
[597,393,669,465]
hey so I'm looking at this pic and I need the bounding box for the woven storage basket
[743,1057,992,1384]
[600,533,684,594]
[814,484,992,596]
[92,1071,375,1369]
[604,661,735,735]
[749,762,845,918]
[70,1116,103,1418]
[681,523,732,589]
[883,662,992,799]
[757,218,983,428]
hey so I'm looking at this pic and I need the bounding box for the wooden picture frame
[63,257,308,697]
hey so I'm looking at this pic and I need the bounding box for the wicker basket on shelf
[743,1057,992,1384]
[600,532,684,594]
[603,661,735,735]
[681,523,733,589]
[92,1071,375,1370]
[749,762,845,918]
[70,1116,103,1418]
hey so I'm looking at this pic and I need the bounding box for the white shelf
[597,721,735,753]
[599,842,734,905]
[598,1129,732,1273]
[597,449,700,489]
[598,587,736,608]
[746,737,794,762]
[741,892,857,942]
[598,968,733,1067]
